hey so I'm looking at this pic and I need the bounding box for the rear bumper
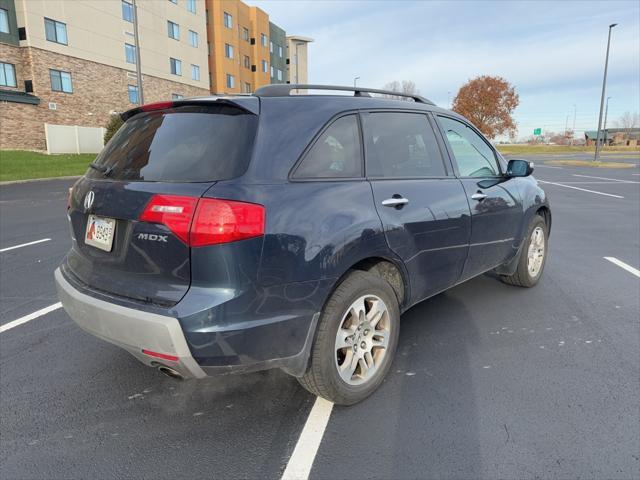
[54,268,206,379]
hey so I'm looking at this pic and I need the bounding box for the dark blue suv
[55,85,551,405]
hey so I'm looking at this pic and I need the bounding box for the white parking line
[537,180,624,199]
[546,181,640,185]
[0,302,62,333]
[0,238,51,253]
[281,397,334,480]
[604,257,640,278]
[572,174,640,184]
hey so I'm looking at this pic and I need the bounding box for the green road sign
[533,128,542,136]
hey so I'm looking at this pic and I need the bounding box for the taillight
[139,195,198,244]
[139,195,265,247]
[190,198,265,247]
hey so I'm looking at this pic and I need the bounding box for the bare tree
[615,111,639,134]
[381,80,419,100]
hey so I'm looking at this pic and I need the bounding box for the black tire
[298,270,400,406]
[501,214,548,288]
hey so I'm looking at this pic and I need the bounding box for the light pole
[132,0,144,104]
[603,96,611,146]
[353,76,360,88]
[594,23,617,161]
[571,104,577,146]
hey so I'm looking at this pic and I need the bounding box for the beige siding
[14,0,208,89]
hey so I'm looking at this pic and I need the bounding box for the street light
[353,76,360,88]
[603,96,612,145]
[594,23,617,162]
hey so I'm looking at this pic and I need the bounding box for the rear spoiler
[120,96,260,121]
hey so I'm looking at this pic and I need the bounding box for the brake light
[142,349,179,362]
[139,195,265,247]
[139,195,198,244]
[190,198,265,247]
[140,101,174,112]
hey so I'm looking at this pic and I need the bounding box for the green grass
[497,144,639,155]
[0,150,95,182]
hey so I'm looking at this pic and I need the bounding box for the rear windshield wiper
[89,162,115,177]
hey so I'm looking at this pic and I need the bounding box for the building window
[244,82,251,93]
[270,65,274,78]
[243,55,250,69]
[0,8,9,33]
[44,18,68,45]
[188,30,198,47]
[242,27,249,41]
[0,62,17,87]
[224,43,233,59]
[128,84,138,103]
[170,57,182,75]
[277,69,283,81]
[125,43,136,64]
[260,33,267,47]
[172,93,184,100]
[269,41,273,53]
[261,59,268,73]
[223,12,232,29]
[191,64,200,81]
[226,74,234,88]
[186,0,196,13]
[121,1,133,23]
[278,45,283,58]
[167,21,180,40]
[50,69,73,93]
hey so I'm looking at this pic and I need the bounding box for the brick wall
[0,44,210,151]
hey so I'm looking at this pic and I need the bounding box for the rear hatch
[66,101,259,306]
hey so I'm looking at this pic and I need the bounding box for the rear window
[87,105,257,182]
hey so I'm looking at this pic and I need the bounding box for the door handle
[471,193,488,201]
[382,197,409,207]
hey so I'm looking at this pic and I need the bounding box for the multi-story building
[269,22,286,86]
[204,0,308,94]
[287,35,313,85]
[0,0,311,151]
[0,0,210,151]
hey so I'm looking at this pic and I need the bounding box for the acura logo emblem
[84,191,95,211]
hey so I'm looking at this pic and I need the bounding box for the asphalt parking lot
[1,156,639,479]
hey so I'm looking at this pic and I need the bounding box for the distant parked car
[55,85,551,405]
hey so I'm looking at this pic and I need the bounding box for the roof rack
[253,84,435,106]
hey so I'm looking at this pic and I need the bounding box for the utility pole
[594,23,617,161]
[603,96,611,146]
[132,0,144,105]
[571,104,577,146]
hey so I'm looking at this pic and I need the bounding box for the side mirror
[506,159,534,177]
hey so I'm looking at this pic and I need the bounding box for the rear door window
[293,115,362,179]
[363,112,447,178]
[437,116,500,178]
[87,105,258,182]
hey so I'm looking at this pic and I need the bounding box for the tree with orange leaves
[452,75,519,139]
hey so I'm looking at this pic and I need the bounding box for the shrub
[104,114,124,144]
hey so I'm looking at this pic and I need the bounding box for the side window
[438,116,500,177]
[363,112,446,178]
[294,115,362,179]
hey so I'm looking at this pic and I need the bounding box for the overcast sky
[253,0,640,140]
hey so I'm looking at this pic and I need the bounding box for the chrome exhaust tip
[158,365,184,380]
